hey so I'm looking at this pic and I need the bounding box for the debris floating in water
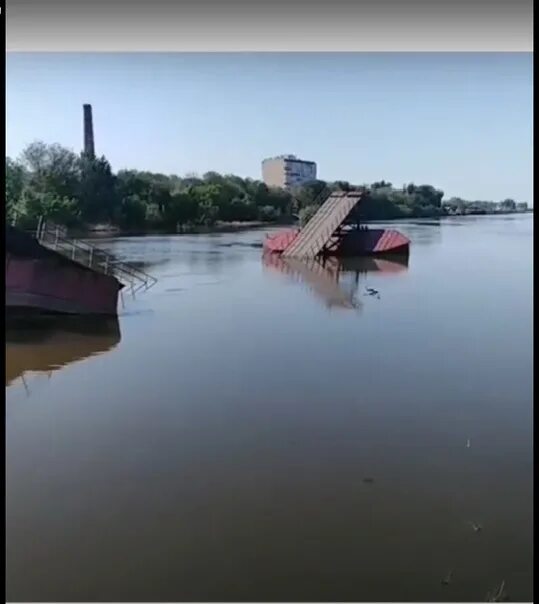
[441,570,453,586]
[365,287,379,296]
[486,580,507,602]
[362,477,375,484]
[470,522,483,533]
[466,438,471,448]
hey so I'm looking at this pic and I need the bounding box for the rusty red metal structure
[6,222,156,316]
[264,190,410,258]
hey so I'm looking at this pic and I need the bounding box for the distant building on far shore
[262,155,317,189]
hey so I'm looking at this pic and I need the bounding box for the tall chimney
[83,104,95,158]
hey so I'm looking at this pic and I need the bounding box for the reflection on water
[263,254,409,310]
[5,315,121,388]
[6,216,533,602]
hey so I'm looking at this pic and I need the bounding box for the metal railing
[35,218,157,295]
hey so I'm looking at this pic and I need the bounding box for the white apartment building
[261,155,317,189]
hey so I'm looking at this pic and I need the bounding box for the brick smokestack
[83,104,95,158]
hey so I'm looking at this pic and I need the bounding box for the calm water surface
[6,215,533,602]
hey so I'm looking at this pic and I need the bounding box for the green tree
[20,142,80,202]
[189,184,221,225]
[163,192,199,231]
[333,180,353,192]
[21,189,80,227]
[291,180,328,209]
[5,158,27,221]
[500,198,516,212]
[415,184,444,207]
[78,154,118,222]
[265,187,292,215]
[7,140,518,231]
[299,205,318,226]
[148,183,172,214]
[117,195,147,230]
[258,205,279,222]
[406,183,417,195]
[372,180,392,190]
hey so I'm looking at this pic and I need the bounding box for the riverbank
[78,209,532,238]
[79,220,291,239]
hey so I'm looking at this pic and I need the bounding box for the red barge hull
[264,227,410,257]
[6,225,123,317]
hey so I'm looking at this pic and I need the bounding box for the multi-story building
[262,155,317,189]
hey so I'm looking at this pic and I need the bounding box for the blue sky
[6,53,533,203]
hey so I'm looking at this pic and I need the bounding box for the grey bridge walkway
[282,191,364,259]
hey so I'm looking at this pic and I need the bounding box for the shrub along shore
[6,142,529,235]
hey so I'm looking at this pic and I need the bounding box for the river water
[6,214,533,602]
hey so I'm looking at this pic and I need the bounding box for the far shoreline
[80,210,533,239]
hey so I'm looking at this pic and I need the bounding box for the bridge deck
[282,191,364,258]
